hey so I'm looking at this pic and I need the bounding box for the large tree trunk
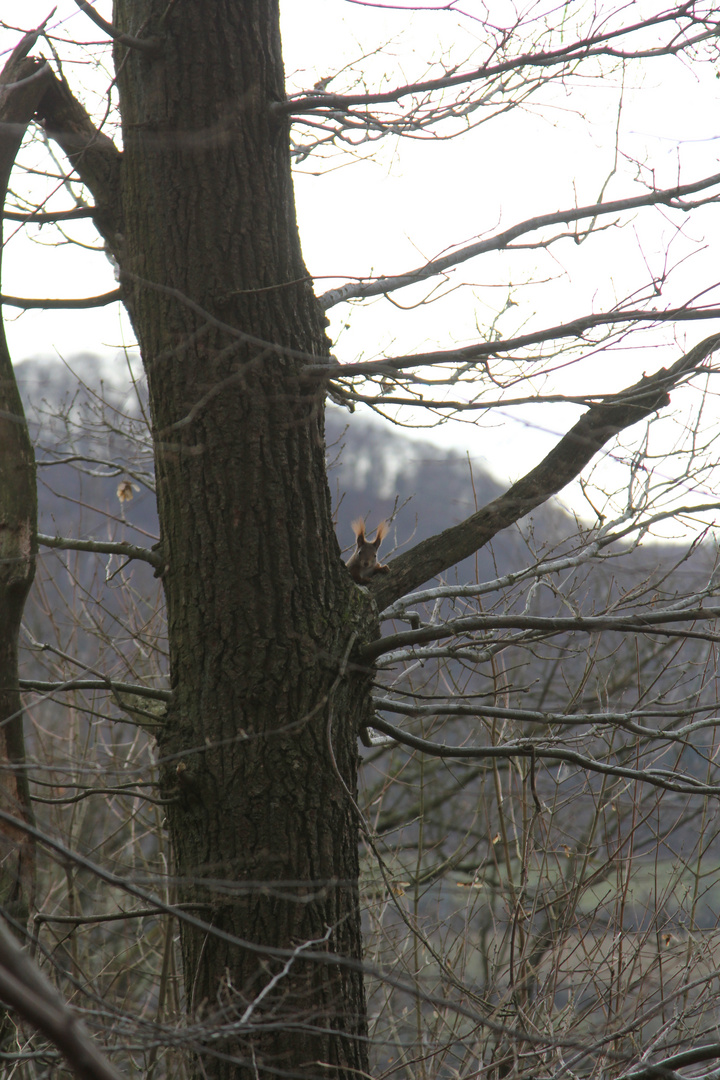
[112,2,371,1076]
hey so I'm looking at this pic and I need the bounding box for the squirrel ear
[351,517,366,543]
[373,520,387,547]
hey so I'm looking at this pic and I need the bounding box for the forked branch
[71,0,161,56]
[35,69,123,246]
[371,332,720,607]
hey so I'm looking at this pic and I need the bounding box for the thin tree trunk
[0,39,52,930]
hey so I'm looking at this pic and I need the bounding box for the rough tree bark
[109,2,373,1076]
[0,35,52,932]
[20,3,375,1073]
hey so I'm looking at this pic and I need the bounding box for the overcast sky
[4,2,720,521]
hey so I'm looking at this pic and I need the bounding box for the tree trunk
[0,311,36,931]
[0,43,54,932]
[112,2,371,1075]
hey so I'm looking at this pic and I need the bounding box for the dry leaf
[117,480,139,503]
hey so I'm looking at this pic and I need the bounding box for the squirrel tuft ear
[351,518,366,543]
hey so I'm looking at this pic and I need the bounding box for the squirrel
[346,518,390,583]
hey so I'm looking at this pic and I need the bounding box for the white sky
[4,1,720,527]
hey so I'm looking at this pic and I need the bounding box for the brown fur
[346,519,390,583]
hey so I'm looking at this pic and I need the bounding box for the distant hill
[15,352,716,599]
[15,353,578,582]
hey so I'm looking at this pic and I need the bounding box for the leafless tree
[1,3,720,1079]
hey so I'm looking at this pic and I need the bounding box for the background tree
[2,3,720,1079]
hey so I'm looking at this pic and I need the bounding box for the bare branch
[365,716,720,796]
[381,500,720,618]
[20,678,170,702]
[372,695,720,742]
[317,172,720,309]
[35,69,123,247]
[619,1045,720,1080]
[370,333,720,607]
[362,605,720,662]
[71,0,162,56]
[0,289,122,309]
[279,9,720,118]
[315,305,720,379]
[37,532,162,567]
[34,904,210,926]
[3,206,95,223]
[0,918,126,1080]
